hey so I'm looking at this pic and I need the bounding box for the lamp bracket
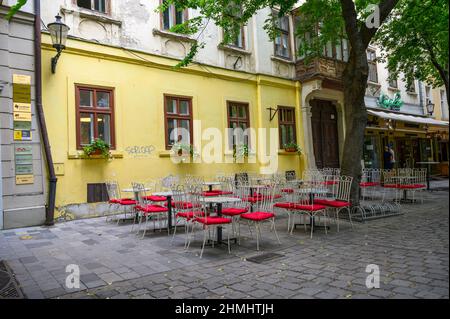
[51,50,62,74]
[267,107,279,121]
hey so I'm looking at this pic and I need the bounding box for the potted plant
[170,142,198,162]
[283,142,302,155]
[233,144,249,159]
[83,138,112,159]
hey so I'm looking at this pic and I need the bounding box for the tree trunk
[340,49,369,206]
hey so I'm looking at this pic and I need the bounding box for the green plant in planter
[233,144,249,159]
[171,142,198,159]
[283,142,302,155]
[83,138,112,159]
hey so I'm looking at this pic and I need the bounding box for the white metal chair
[239,181,281,251]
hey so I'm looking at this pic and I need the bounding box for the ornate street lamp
[47,14,69,74]
[426,100,435,116]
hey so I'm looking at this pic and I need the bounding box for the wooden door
[311,100,340,168]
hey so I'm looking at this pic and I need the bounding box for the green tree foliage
[5,0,28,20]
[374,0,449,101]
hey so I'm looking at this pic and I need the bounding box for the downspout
[34,0,57,226]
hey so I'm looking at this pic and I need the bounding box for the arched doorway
[311,99,340,168]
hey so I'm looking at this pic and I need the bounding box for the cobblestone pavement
[0,181,448,299]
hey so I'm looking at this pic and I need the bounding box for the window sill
[152,28,197,43]
[68,151,124,160]
[218,44,252,56]
[61,7,122,26]
[278,150,301,156]
[159,151,172,158]
[271,56,295,65]
[367,81,381,87]
[387,86,400,92]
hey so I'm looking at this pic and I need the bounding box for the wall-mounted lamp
[47,14,69,74]
[426,100,435,117]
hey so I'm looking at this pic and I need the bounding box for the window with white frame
[161,0,188,31]
[77,0,108,14]
[273,11,291,59]
[425,86,432,105]
[367,49,378,83]
[441,90,449,119]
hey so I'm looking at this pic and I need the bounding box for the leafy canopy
[374,0,449,88]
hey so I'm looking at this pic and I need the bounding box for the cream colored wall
[432,87,449,121]
[41,35,305,206]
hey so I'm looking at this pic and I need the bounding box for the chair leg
[347,207,354,229]
[200,228,207,258]
[310,215,314,239]
[171,217,178,245]
[255,222,260,251]
[287,212,291,233]
[142,216,149,239]
[272,218,281,244]
[227,225,231,254]
[238,221,241,245]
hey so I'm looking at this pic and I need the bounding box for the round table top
[152,191,174,197]
[203,181,222,186]
[297,188,328,194]
[416,162,440,165]
[200,196,241,204]
[122,188,151,193]
[239,184,269,188]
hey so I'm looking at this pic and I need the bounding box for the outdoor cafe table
[203,181,222,192]
[199,196,241,245]
[152,191,176,231]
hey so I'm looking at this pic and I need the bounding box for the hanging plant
[283,142,302,155]
[170,142,199,162]
[233,144,249,160]
[82,138,112,159]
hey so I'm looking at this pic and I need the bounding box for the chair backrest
[253,181,280,212]
[235,172,249,186]
[285,170,297,181]
[186,185,204,215]
[131,182,147,206]
[105,181,121,200]
[161,175,179,190]
[335,175,353,202]
[218,176,233,194]
[184,175,204,189]
[413,168,427,185]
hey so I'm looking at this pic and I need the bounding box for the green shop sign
[377,92,403,111]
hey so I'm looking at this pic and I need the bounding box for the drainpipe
[34,0,57,226]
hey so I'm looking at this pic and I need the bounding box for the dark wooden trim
[73,0,111,15]
[159,0,189,30]
[277,106,297,148]
[272,9,291,60]
[226,101,250,148]
[75,84,116,150]
[163,94,193,150]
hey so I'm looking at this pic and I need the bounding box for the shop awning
[367,110,449,127]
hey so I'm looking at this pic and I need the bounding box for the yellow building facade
[41,35,307,211]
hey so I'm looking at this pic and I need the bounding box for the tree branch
[361,0,400,48]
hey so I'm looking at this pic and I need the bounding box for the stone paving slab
[0,182,448,299]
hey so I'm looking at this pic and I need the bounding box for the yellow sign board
[16,175,34,185]
[13,74,31,104]
[13,112,32,121]
[13,74,31,85]
[13,103,32,113]
[14,130,32,141]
